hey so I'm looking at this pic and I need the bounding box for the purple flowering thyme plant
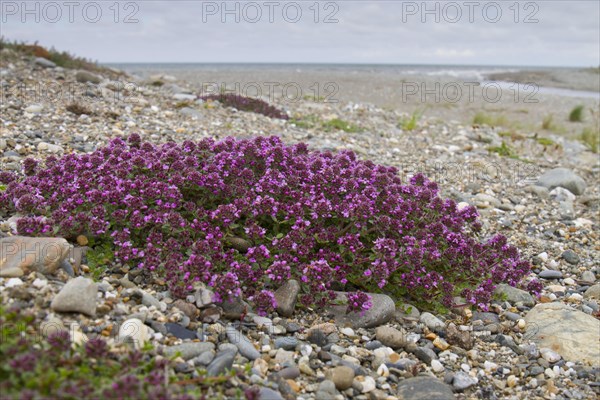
[0,134,539,313]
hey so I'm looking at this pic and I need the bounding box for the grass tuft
[569,105,585,122]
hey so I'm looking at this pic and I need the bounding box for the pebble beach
[1,47,599,400]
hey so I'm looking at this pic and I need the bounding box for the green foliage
[569,105,585,122]
[579,127,599,153]
[473,112,508,127]
[0,37,116,75]
[398,110,423,131]
[322,118,362,133]
[174,100,193,109]
[86,241,115,280]
[541,114,566,134]
[289,115,362,133]
[487,141,516,158]
[542,114,554,130]
[289,114,320,129]
[0,307,189,398]
[536,137,556,146]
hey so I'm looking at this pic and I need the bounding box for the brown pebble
[76,235,89,246]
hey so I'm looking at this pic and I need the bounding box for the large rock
[397,376,454,400]
[274,279,300,317]
[327,292,395,329]
[51,277,98,316]
[75,70,102,84]
[536,168,586,195]
[0,236,71,277]
[35,57,56,68]
[525,302,600,366]
[494,284,535,307]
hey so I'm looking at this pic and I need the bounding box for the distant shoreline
[111,63,600,94]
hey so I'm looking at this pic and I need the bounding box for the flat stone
[75,70,102,84]
[226,325,260,360]
[191,350,215,366]
[525,302,600,366]
[0,236,71,277]
[259,388,284,400]
[206,350,236,376]
[164,342,215,360]
[412,346,437,364]
[274,279,300,317]
[539,270,563,279]
[537,168,586,195]
[35,57,56,68]
[561,250,580,265]
[397,376,454,400]
[51,277,97,316]
[472,312,500,325]
[278,366,300,380]
[165,323,197,340]
[375,326,407,349]
[494,284,535,306]
[274,336,298,351]
[419,312,445,331]
[326,292,395,329]
[453,371,478,391]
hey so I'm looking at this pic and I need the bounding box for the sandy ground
[125,65,600,141]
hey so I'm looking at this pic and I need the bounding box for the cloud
[0,1,598,66]
[432,49,475,58]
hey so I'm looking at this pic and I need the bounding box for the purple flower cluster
[200,93,289,120]
[1,134,538,312]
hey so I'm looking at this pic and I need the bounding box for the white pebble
[377,363,390,377]
[484,360,498,372]
[568,293,583,302]
[548,260,559,269]
[507,375,518,388]
[5,278,23,288]
[529,378,538,388]
[457,202,470,211]
[32,278,47,288]
[431,359,445,373]
[340,327,355,337]
[461,363,471,372]
[545,368,556,378]
[359,376,377,393]
[517,319,526,329]
[300,344,312,357]
[563,278,575,286]
[538,252,548,262]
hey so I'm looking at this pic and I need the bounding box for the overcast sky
[1,1,599,66]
